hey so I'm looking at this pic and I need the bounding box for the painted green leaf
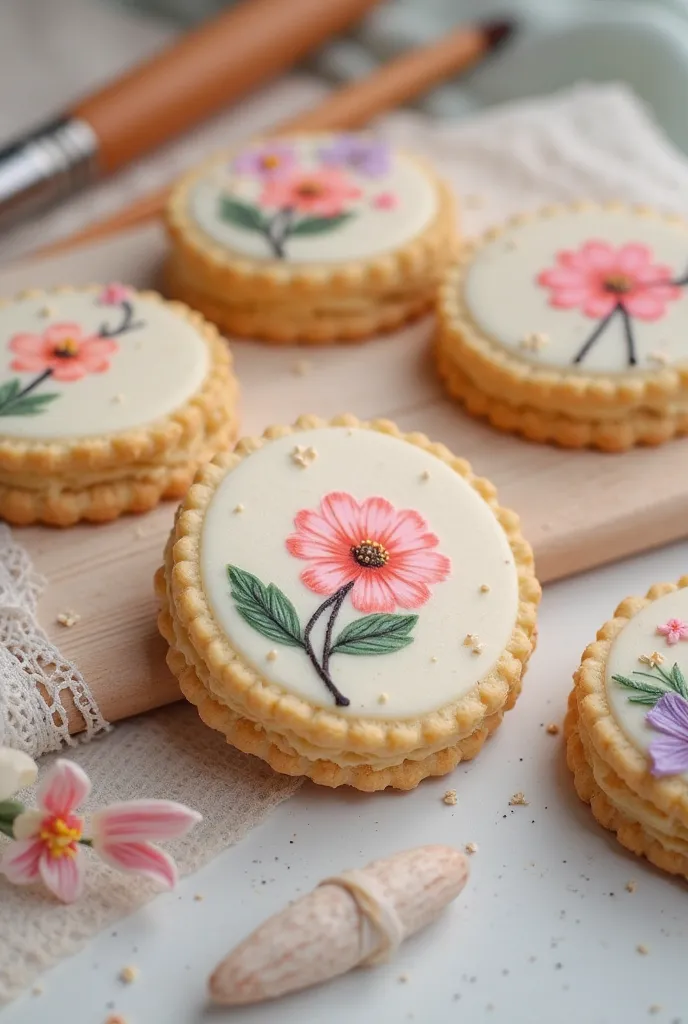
[289,212,354,237]
[227,565,302,648]
[332,613,418,656]
[670,662,688,699]
[611,673,666,702]
[218,197,267,233]
[0,392,60,417]
[0,378,21,410]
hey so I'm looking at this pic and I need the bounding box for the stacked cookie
[436,202,688,451]
[0,285,238,526]
[156,414,540,791]
[165,133,458,344]
[566,578,688,880]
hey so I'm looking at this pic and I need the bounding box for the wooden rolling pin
[40,20,513,258]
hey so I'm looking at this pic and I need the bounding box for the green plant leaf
[611,672,667,703]
[332,613,418,656]
[289,212,354,236]
[670,662,688,699]
[227,565,302,647]
[0,392,60,417]
[0,378,21,409]
[218,197,267,233]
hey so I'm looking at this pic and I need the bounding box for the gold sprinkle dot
[430,655,438,663]
[377,692,389,704]
[266,649,278,662]
[479,584,491,593]
[420,470,430,481]
[546,723,560,736]
[193,893,204,902]
[463,633,479,647]
[637,944,649,955]
[233,503,245,514]
[119,965,139,984]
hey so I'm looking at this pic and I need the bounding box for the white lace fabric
[2,79,688,1004]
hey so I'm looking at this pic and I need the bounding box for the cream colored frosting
[200,427,519,718]
[188,134,438,264]
[606,588,688,782]
[464,207,688,373]
[0,290,209,440]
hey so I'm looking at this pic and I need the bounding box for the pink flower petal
[394,547,452,584]
[582,293,617,318]
[8,333,47,356]
[301,561,356,596]
[0,838,43,884]
[536,267,585,290]
[359,496,397,545]
[350,572,397,613]
[95,841,178,889]
[622,294,666,321]
[38,759,91,816]
[380,570,432,608]
[39,849,84,903]
[579,241,617,270]
[379,507,434,551]
[91,800,202,844]
[43,323,85,346]
[614,243,652,273]
[50,362,88,382]
[10,354,51,373]
[546,288,591,309]
[319,492,363,544]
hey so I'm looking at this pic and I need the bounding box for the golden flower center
[296,181,325,198]
[260,154,280,169]
[39,816,82,859]
[52,338,80,358]
[603,273,633,294]
[351,538,390,569]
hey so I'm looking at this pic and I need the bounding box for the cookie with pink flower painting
[567,576,688,881]
[437,202,688,450]
[0,285,238,526]
[165,132,456,343]
[157,415,540,791]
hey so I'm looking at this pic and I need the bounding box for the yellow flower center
[603,273,633,294]
[351,538,389,569]
[53,338,80,358]
[260,154,281,169]
[39,816,82,859]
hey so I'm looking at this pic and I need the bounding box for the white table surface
[2,540,687,1024]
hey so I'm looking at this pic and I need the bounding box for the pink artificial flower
[286,491,451,613]
[97,283,131,306]
[9,324,118,382]
[656,618,688,645]
[537,241,681,321]
[371,191,399,210]
[89,800,202,890]
[0,760,89,903]
[260,168,362,217]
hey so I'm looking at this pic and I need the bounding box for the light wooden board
[3,222,688,729]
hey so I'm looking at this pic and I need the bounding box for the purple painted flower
[646,691,688,777]
[319,135,391,178]
[232,142,297,179]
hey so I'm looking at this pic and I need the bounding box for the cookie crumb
[291,359,312,376]
[31,985,43,996]
[193,893,204,901]
[430,655,438,663]
[111,393,125,405]
[546,723,560,736]
[377,692,389,705]
[443,789,457,806]
[465,841,479,854]
[479,583,491,593]
[519,331,550,352]
[625,880,637,893]
[266,649,278,662]
[56,610,80,628]
[38,305,54,318]
[420,470,431,481]
[639,651,665,668]
[398,973,409,983]
[290,445,318,469]
[472,642,485,655]
[649,1006,662,1016]
[119,965,139,984]
[233,503,245,514]
[509,791,529,806]
[648,350,670,366]
[637,944,650,955]
[463,632,484,654]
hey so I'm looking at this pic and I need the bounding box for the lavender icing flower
[232,142,297,179]
[646,691,688,777]
[319,135,391,178]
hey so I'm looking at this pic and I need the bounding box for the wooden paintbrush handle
[72,0,380,174]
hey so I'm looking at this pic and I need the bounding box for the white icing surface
[200,427,519,718]
[606,588,688,783]
[464,208,688,373]
[0,291,209,440]
[188,135,437,264]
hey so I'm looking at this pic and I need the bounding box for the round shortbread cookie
[0,285,239,525]
[567,578,688,877]
[157,414,540,790]
[165,133,458,344]
[437,202,688,449]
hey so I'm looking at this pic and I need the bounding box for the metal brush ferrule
[0,117,98,232]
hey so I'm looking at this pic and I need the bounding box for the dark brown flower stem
[322,580,355,675]
[0,368,53,413]
[303,583,353,707]
[265,207,294,259]
[571,304,621,365]
[620,306,638,366]
[99,300,143,338]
